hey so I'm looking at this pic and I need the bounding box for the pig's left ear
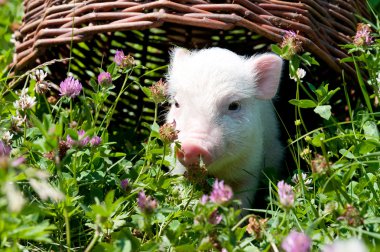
[248,53,283,100]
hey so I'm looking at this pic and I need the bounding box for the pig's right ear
[249,53,283,100]
[170,47,190,64]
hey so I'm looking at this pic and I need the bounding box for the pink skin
[176,142,212,167]
[166,47,283,210]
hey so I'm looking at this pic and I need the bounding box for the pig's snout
[176,142,212,167]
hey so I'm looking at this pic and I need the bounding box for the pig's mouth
[185,157,208,169]
[177,145,246,183]
[179,154,212,171]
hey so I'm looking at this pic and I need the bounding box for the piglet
[166,47,283,209]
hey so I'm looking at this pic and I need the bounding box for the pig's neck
[208,147,264,185]
[211,155,264,210]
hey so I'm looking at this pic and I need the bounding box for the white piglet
[166,47,283,209]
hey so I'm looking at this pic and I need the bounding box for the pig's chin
[174,152,253,185]
[206,152,255,182]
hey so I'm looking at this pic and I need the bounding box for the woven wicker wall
[11,0,372,147]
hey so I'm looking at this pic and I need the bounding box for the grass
[1,1,380,252]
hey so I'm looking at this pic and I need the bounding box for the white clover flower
[13,89,36,111]
[30,69,51,94]
[290,68,306,81]
[4,182,26,213]
[10,33,16,44]
[35,82,50,94]
[14,95,36,111]
[322,238,368,252]
[30,69,47,82]
[11,113,26,127]
[300,147,312,159]
[32,169,50,180]
[297,68,306,79]
[291,173,312,185]
[1,131,13,144]
[292,173,313,190]
[29,178,64,202]
[323,201,338,214]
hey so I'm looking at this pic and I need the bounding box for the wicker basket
[11,0,372,146]
[14,0,370,73]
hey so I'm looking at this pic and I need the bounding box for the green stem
[291,208,303,230]
[43,95,52,115]
[145,103,158,158]
[93,102,100,129]
[136,102,158,183]
[103,69,133,130]
[63,207,71,252]
[231,214,255,231]
[156,214,175,241]
[360,164,380,205]
[160,144,166,171]
[69,99,73,122]
[93,85,103,128]
[84,229,99,252]
[23,115,27,140]
[155,144,166,184]
[279,210,287,230]
[183,187,194,211]
[52,98,63,123]
[353,56,373,115]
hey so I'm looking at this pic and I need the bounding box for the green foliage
[369,0,380,14]
[0,0,23,77]
[0,58,258,251]
[271,13,380,251]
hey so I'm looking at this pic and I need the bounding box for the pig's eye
[174,100,180,108]
[228,101,241,111]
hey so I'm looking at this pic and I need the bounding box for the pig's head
[166,47,282,182]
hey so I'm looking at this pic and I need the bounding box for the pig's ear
[170,47,190,63]
[249,53,283,100]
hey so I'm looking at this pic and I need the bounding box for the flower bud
[137,191,157,214]
[97,72,112,86]
[159,121,178,144]
[280,30,303,59]
[149,79,167,104]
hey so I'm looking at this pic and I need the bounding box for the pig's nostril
[176,143,212,166]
